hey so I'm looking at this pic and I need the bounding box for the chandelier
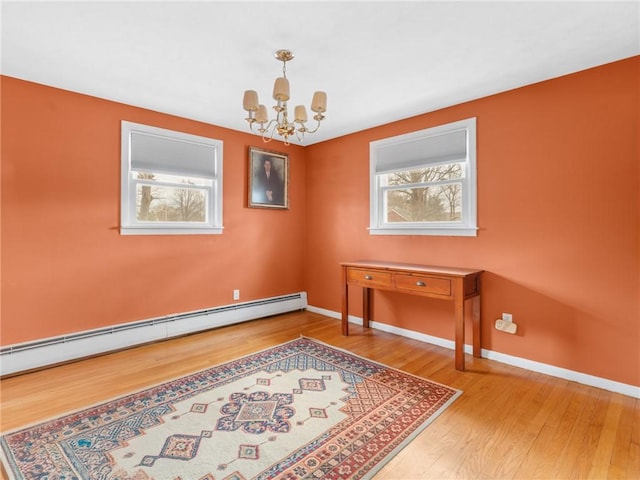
[242,49,327,145]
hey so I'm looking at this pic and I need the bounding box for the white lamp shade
[294,105,308,122]
[311,91,327,113]
[255,105,268,123]
[243,90,259,112]
[273,77,290,102]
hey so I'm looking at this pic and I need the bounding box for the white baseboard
[306,305,640,399]
[1,292,308,376]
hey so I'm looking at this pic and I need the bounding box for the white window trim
[120,121,223,235]
[369,117,478,236]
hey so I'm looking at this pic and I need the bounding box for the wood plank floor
[1,311,638,479]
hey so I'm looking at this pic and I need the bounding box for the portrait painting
[248,147,289,209]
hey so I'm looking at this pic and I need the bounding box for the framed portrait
[248,147,289,209]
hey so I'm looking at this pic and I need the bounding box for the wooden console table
[341,260,483,371]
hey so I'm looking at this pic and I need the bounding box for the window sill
[120,226,223,236]
[368,226,478,237]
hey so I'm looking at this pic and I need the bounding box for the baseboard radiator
[0,292,308,376]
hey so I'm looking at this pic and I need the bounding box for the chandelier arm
[248,121,260,134]
[304,119,323,134]
[261,119,279,143]
[264,118,277,131]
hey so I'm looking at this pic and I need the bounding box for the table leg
[472,295,481,358]
[341,266,349,336]
[363,287,371,329]
[454,279,465,371]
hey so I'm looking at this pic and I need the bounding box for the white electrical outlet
[502,312,513,322]
[495,319,518,334]
[233,289,240,301]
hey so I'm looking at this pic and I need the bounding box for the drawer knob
[416,281,426,287]
[364,275,373,280]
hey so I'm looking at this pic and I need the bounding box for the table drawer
[347,268,392,288]
[395,274,451,296]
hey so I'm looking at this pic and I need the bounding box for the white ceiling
[2,1,639,145]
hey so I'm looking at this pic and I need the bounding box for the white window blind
[374,130,467,174]
[130,131,217,178]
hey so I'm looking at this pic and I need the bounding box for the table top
[341,260,483,277]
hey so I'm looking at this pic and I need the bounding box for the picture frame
[248,147,289,209]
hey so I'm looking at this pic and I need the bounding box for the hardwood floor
[1,311,638,479]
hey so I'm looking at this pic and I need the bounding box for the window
[369,117,477,236]
[121,121,223,235]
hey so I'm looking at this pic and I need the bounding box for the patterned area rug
[1,337,461,480]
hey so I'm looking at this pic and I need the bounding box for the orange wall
[1,57,638,388]
[1,76,306,344]
[304,57,639,387]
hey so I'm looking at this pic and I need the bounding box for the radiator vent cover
[1,292,307,375]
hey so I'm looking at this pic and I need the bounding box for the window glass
[134,176,208,223]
